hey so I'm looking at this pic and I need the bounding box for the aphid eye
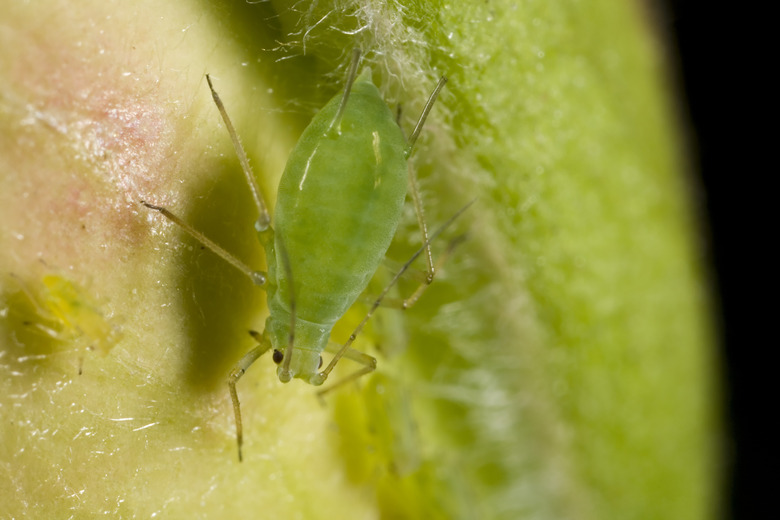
[272,349,284,364]
[318,356,323,369]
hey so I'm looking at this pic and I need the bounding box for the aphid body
[267,68,408,384]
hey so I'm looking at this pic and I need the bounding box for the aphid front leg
[140,202,267,287]
[228,330,273,462]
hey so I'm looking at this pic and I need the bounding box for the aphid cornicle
[143,50,469,460]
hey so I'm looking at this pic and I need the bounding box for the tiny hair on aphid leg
[141,50,470,461]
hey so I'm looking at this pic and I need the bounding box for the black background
[659,1,757,518]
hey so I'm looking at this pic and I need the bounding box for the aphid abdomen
[272,75,408,326]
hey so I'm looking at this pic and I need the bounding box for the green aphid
[6,272,121,373]
[143,50,470,460]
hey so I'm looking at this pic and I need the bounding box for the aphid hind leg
[316,343,377,400]
[404,76,449,283]
[228,330,273,462]
[376,232,467,310]
[318,232,466,397]
[314,201,473,388]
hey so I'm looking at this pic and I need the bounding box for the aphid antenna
[327,48,362,135]
[205,74,271,232]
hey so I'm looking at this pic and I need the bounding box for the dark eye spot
[318,356,323,369]
[272,350,284,364]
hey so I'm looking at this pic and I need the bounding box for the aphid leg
[228,330,273,462]
[407,167,435,281]
[205,74,271,233]
[142,75,277,284]
[274,233,297,382]
[140,202,267,287]
[380,257,429,283]
[404,76,449,283]
[405,76,448,156]
[316,344,376,400]
[401,233,468,307]
[327,48,362,135]
[375,233,467,310]
[315,200,474,388]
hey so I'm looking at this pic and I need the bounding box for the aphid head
[273,348,324,385]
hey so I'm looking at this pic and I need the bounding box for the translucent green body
[263,72,408,381]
